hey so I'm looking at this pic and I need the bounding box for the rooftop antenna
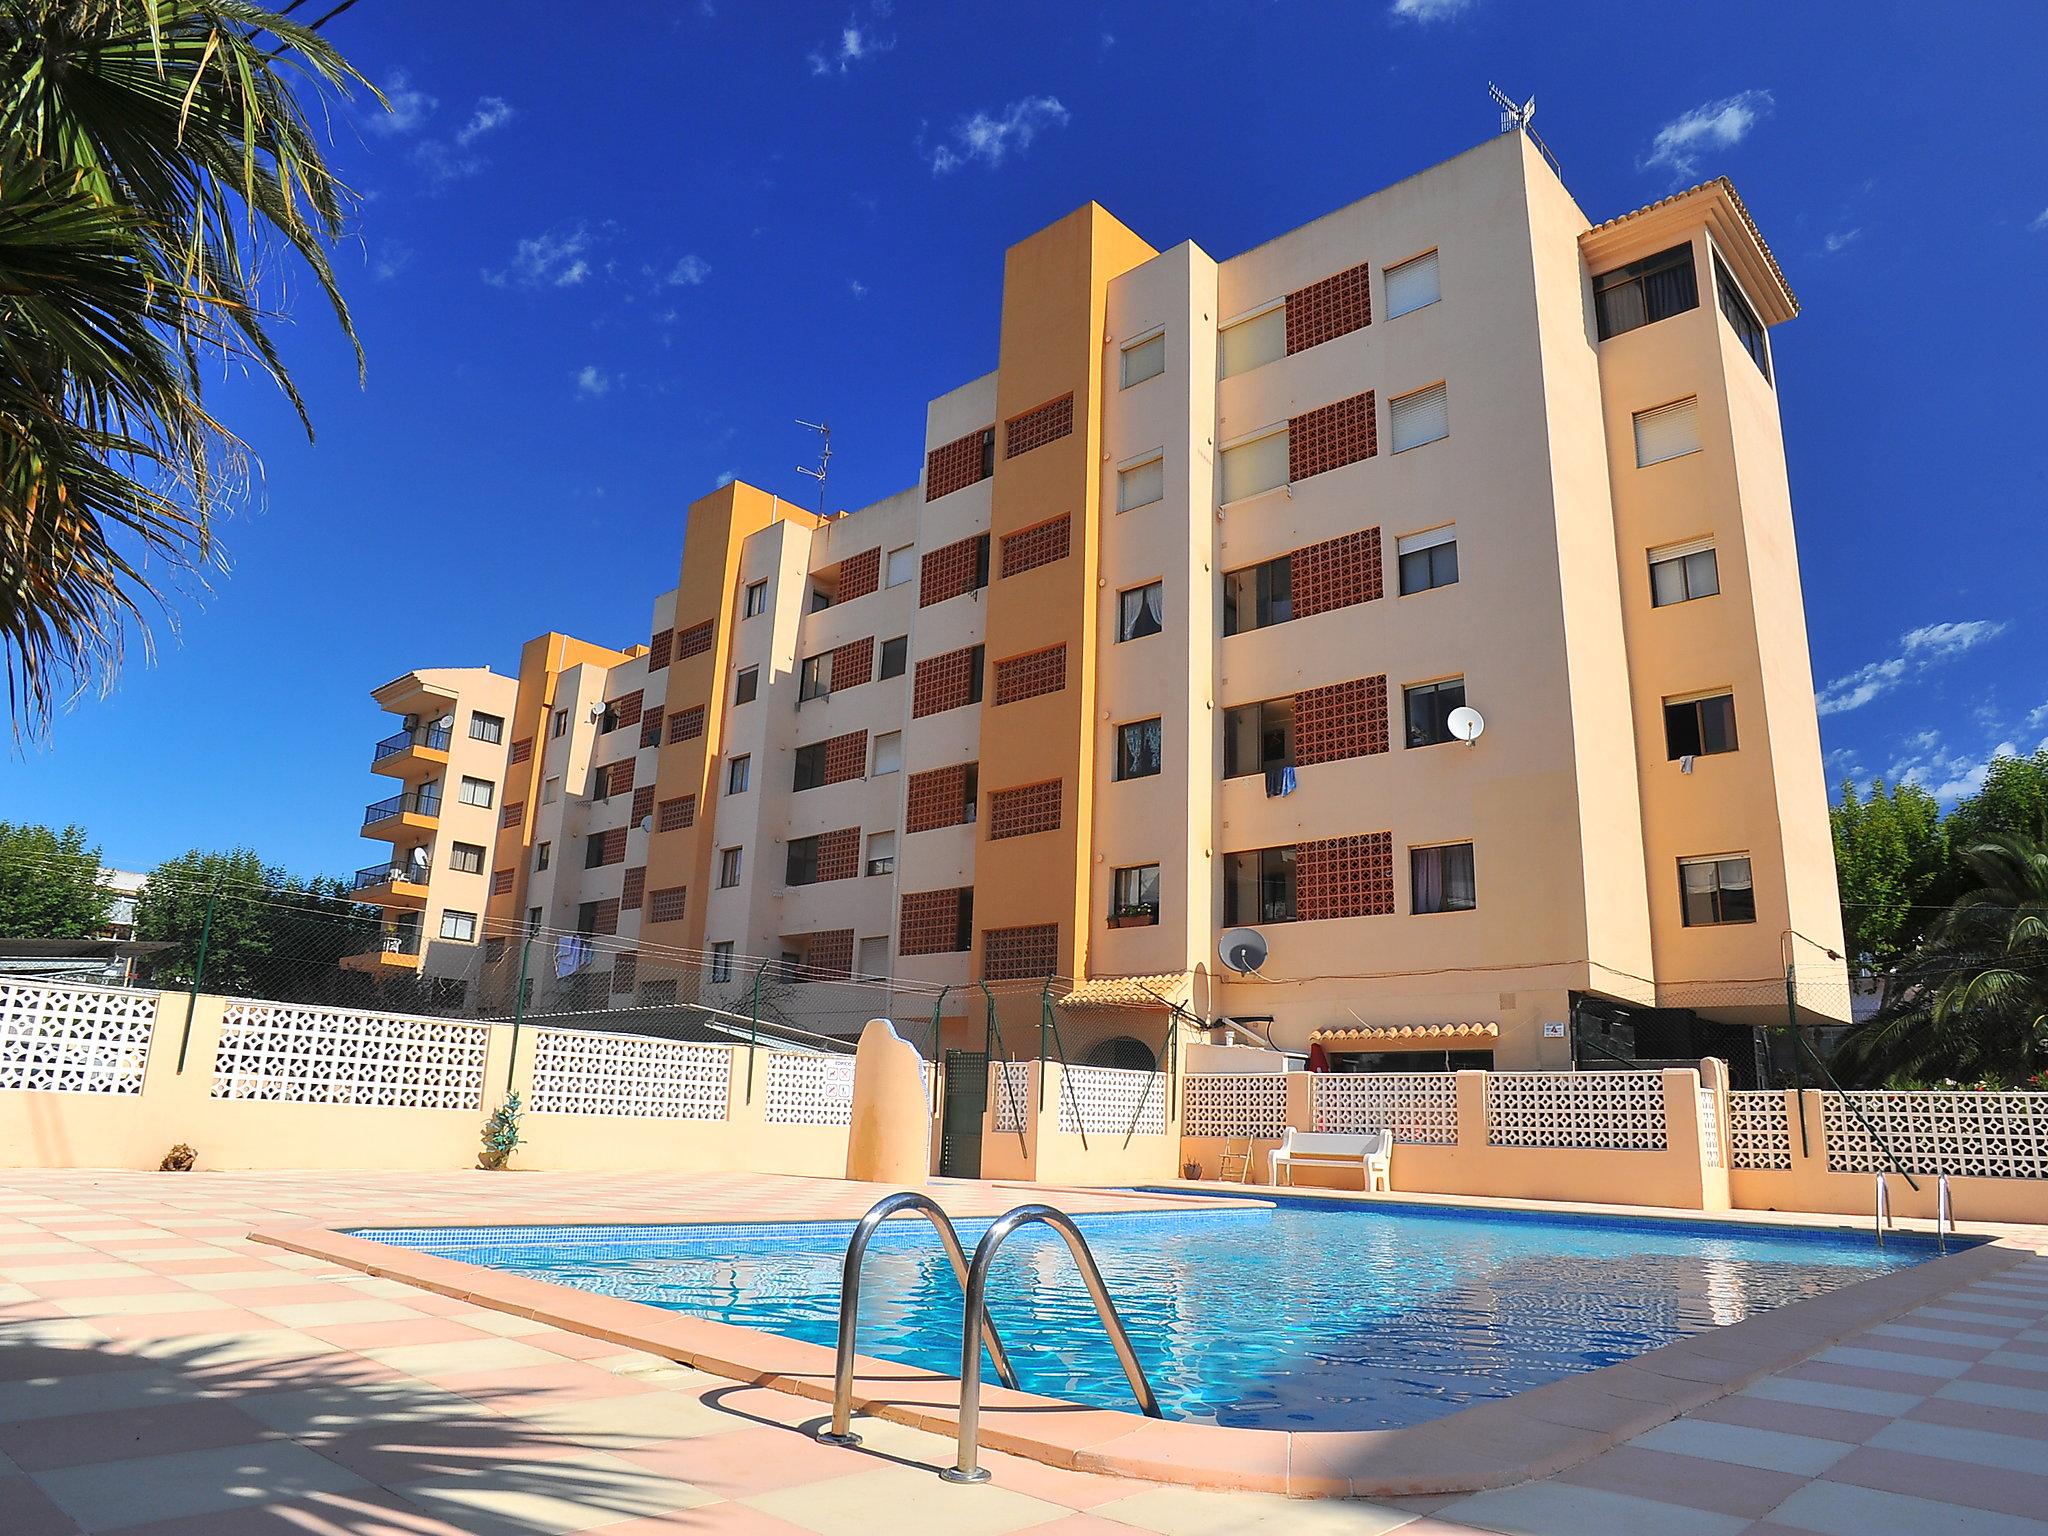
[795,418,833,516]
[1488,81,1560,176]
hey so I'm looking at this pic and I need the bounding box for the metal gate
[941,1050,987,1178]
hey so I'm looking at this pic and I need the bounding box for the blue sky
[4,0,2045,878]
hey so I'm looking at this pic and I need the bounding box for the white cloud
[456,96,514,147]
[1814,619,2008,717]
[370,68,436,134]
[714,469,737,488]
[2031,208,2048,232]
[574,365,610,397]
[370,241,414,281]
[1642,90,1773,179]
[2026,701,2048,731]
[1390,0,1474,20]
[928,95,1069,174]
[1901,620,2007,657]
[809,14,895,75]
[665,254,711,287]
[1894,739,2021,803]
[411,140,483,185]
[1822,228,1862,254]
[847,278,868,298]
[485,224,596,288]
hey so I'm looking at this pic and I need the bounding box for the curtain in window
[1143,584,1164,631]
[1121,721,1159,778]
[1445,846,1476,910]
[1413,850,1443,913]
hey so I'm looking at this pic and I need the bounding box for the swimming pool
[359,1196,1950,1430]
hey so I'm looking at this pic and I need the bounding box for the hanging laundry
[554,933,591,978]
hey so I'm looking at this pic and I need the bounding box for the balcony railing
[373,722,452,763]
[378,927,423,957]
[363,787,441,828]
[353,860,427,893]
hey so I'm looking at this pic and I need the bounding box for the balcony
[338,926,423,973]
[352,860,428,909]
[371,721,452,778]
[362,787,441,839]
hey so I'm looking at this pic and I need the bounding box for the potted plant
[1108,903,1157,929]
[478,1092,523,1171]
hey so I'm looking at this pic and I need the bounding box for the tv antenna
[795,419,833,516]
[1488,81,1560,175]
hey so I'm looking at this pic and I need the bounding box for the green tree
[1941,751,2048,866]
[1830,778,1945,966]
[131,847,273,991]
[0,821,111,937]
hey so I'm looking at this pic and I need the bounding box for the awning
[1309,1021,1498,1050]
[1059,973,1191,1011]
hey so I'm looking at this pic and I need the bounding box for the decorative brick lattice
[1293,527,1384,619]
[900,888,968,955]
[1000,515,1070,578]
[1728,1091,1792,1170]
[1059,1064,1165,1135]
[1006,393,1073,458]
[1289,391,1376,482]
[1486,1071,1668,1151]
[675,620,715,661]
[991,1060,1033,1132]
[830,636,873,693]
[1286,261,1372,354]
[906,764,974,833]
[656,795,695,832]
[920,536,984,608]
[837,547,881,602]
[490,870,514,896]
[500,801,524,830]
[604,759,636,798]
[988,779,1062,840]
[912,645,981,718]
[646,629,673,671]
[640,709,664,749]
[1314,1072,1458,1144]
[820,730,867,786]
[668,706,705,744]
[1820,1091,2048,1178]
[926,426,993,501]
[612,692,643,730]
[993,644,1066,706]
[630,784,656,824]
[1182,1074,1288,1138]
[983,922,1057,980]
[1699,1088,1723,1169]
[1295,675,1389,766]
[800,929,854,980]
[765,1053,856,1125]
[648,887,686,924]
[0,978,157,1096]
[587,898,620,937]
[610,954,637,995]
[528,1029,730,1119]
[1296,830,1394,920]
[621,866,646,912]
[594,828,627,867]
[509,738,533,767]
[816,827,860,883]
[211,1000,488,1110]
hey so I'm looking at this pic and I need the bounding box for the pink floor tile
[1690,1391,1896,1445]
[425,1360,663,1408]
[86,1307,285,1342]
[304,1317,493,1351]
[0,1473,83,1536]
[0,1401,274,1471]
[114,1487,472,1536]
[22,1275,191,1300]
[1905,1393,2048,1440]
[1780,1360,1947,1397]
[596,1504,816,1534]
[1823,1445,2048,1521]
[620,1424,872,1498]
[1554,1444,1806,1519]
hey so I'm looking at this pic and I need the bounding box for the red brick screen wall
[656,795,695,832]
[509,738,533,767]
[646,629,672,671]
[1286,262,1372,354]
[993,644,1066,706]
[630,785,656,824]
[1289,391,1376,482]
[988,779,1062,840]
[1296,831,1395,920]
[648,886,685,924]
[640,708,664,749]
[822,730,867,786]
[925,427,992,501]
[816,827,860,883]
[675,620,714,660]
[1294,675,1389,766]
[900,888,969,955]
[668,706,705,743]
[604,759,635,798]
[837,547,881,602]
[801,929,854,980]
[611,954,637,995]
[612,692,643,730]
[906,764,973,833]
[983,923,1058,980]
[1000,515,1070,578]
[595,827,628,867]
[500,801,524,830]
[830,636,874,693]
[912,646,981,718]
[920,536,983,607]
[1293,526,1384,618]
[589,898,620,937]
[490,870,514,896]
[1005,394,1073,458]
[621,866,646,911]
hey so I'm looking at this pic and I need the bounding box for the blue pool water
[358,1197,1950,1430]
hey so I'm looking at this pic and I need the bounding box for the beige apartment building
[348,129,1848,1080]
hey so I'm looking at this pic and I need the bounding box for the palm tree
[0,1,372,728]
[1835,821,2048,1086]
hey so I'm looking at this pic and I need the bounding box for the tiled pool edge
[249,1217,2034,1499]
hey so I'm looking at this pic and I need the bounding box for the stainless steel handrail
[817,1192,1018,1448]
[943,1203,1161,1484]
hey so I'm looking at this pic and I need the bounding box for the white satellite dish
[638,816,653,833]
[1219,927,1269,975]
[1447,705,1485,746]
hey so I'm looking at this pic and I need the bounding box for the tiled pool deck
[0,1169,2044,1536]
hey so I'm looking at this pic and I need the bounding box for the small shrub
[1181,1159,1203,1180]
[159,1143,197,1172]
[478,1092,523,1171]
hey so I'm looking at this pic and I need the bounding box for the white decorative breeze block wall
[0,978,158,1096]
[1058,1064,1165,1136]
[1822,1091,2048,1179]
[1698,1088,1722,1170]
[1727,1091,1792,1170]
[529,1029,731,1120]
[1486,1071,1668,1151]
[1182,1073,1287,1139]
[991,1061,1033,1132]
[763,1052,855,1125]
[211,1000,488,1110]
[1314,1072,1459,1145]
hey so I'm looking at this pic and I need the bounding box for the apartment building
[349,128,1848,1075]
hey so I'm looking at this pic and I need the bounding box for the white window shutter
[1117,457,1164,512]
[1389,384,1449,452]
[1634,398,1701,467]
[1122,333,1165,387]
[1385,251,1440,318]
[1219,306,1286,378]
[1220,431,1289,502]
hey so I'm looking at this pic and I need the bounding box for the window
[1594,242,1698,340]
[963,763,980,823]
[1634,397,1701,467]
[1385,249,1440,319]
[885,545,916,588]
[1224,847,1296,924]
[1220,430,1288,502]
[1118,455,1163,512]
[798,655,829,702]
[793,742,827,791]
[972,533,992,592]
[1222,555,1292,635]
[809,583,832,613]
[1664,692,1738,759]
[710,941,734,983]
[858,936,890,981]
[1404,678,1466,748]
[526,906,542,936]
[1398,526,1459,594]
[728,755,751,794]
[786,836,820,886]
[541,776,560,805]
[1714,254,1770,381]
[1649,540,1719,606]
[744,579,768,617]
[879,636,908,679]
[734,666,759,705]
[1111,864,1160,926]
[598,703,620,734]
[585,834,607,869]
[872,731,902,776]
[551,709,568,739]
[1122,330,1165,387]
[1115,719,1162,780]
[1411,843,1476,914]
[1680,855,1756,926]
[439,909,478,942]
[866,831,896,877]
[718,847,742,888]
[469,712,504,744]
[534,842,550,872]
[1224,698,1295,778]
[458,776,494,808]
[1389,383,1449,453]
[1117,582,1164,642]
[449,842,485,874]
[1219,305,1285,378]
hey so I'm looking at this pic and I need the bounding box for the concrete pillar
[844,1019,929,1185]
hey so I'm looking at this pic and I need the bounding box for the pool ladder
[819,1194,1162,1483]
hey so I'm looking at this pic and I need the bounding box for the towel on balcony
[1264,764,1298,798]
[555,934,591,978]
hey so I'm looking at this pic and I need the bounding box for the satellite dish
[1447,706,1485,745]
[1219,927,1268,975]
[638,816,653,833]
